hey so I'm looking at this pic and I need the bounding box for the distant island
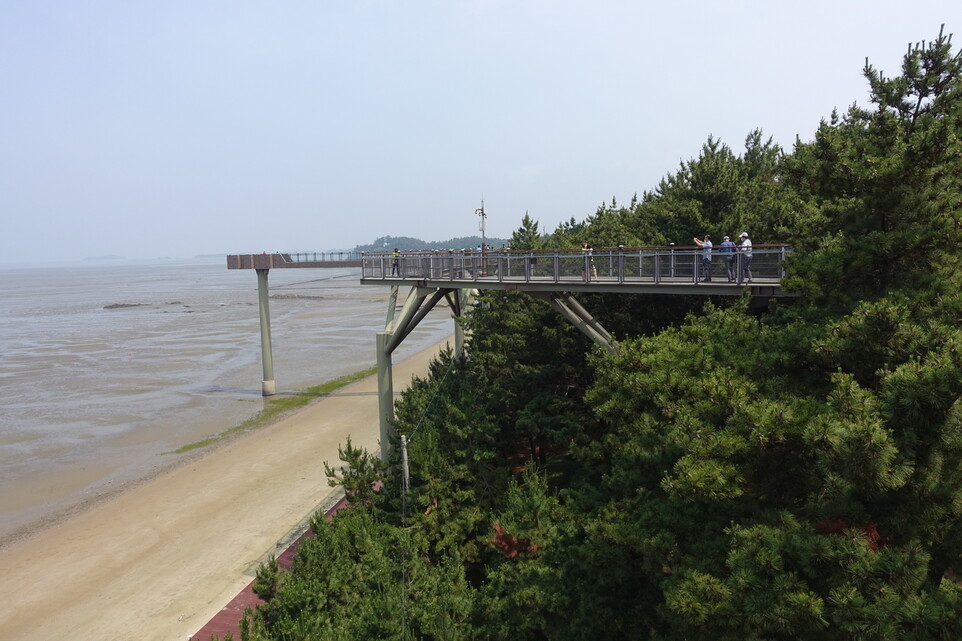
[354,235,508,252]
[82,255,125,261]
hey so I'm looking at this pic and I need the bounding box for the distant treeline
[354,235,509,252]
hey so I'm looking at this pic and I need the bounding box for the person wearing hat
[693,234,713,282]
[719,235,737,281]
[738,232,753,282]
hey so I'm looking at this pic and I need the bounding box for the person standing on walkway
[693,234,713,282]
[581,241,597,280]
[719,235,737,281]
[391,248,401,276]
[738,232,753,282]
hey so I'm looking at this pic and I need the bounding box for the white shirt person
[738,232,753,282]
[693,234,713,282]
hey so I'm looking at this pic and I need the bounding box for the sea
[0,257,453,547]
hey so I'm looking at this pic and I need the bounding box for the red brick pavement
[190,494,349,640]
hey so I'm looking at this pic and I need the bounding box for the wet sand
[0,337,451,641]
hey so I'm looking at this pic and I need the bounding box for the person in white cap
[738,232,753,282]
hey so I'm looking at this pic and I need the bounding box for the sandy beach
[0,337,451,641]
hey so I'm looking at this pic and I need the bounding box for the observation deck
[358,246,793,297]
[228,245,795,459]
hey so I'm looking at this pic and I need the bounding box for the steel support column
[256,269,276,396]
[386,288,447,354]
[447,288,474,357]
[376,331,394,461]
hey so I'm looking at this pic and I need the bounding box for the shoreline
[0,336,453,641]
[0,260,452,553]
[0,366,378,553]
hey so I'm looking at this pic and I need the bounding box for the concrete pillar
[376,331,394,461]
[256,268,276,396]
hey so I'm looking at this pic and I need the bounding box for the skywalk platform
[227,252,362,270]
[358,246,793,297]
[227,245,795,460]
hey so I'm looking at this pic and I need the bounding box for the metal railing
[361,246,791,286]
[227,252,364,270]
[286,251,365,263]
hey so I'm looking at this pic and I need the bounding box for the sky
[2,1,960,263]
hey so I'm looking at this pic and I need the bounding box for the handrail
[286,251,365,262]
[227,252,364,269]
[360,246,791,287]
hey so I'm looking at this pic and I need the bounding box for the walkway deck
[226,246,794,297]
[358,246,793,297]
[227,252,362,270]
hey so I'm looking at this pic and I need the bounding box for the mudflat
[0,337,451,641]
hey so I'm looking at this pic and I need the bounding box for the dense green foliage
[237,30,962,640]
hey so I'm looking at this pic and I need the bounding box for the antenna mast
[475,199,486,258]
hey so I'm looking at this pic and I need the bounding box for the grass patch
[168,366,377,454]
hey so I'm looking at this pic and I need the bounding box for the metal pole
[476,200,486,276]
[256,269,276,396]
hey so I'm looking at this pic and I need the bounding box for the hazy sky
[2,1,959,263]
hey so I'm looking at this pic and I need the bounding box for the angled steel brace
[385,287,451,355]
[443,290,461,317]
[559,293,613,343]
[527,291,615,353]
[385,285,429,334]
[384,285,399,328]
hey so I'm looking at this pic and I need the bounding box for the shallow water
[0,257,452,544]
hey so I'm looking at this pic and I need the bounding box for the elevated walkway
[227,252,362,270]
[228,245,795,459]
[360,246,792,296]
